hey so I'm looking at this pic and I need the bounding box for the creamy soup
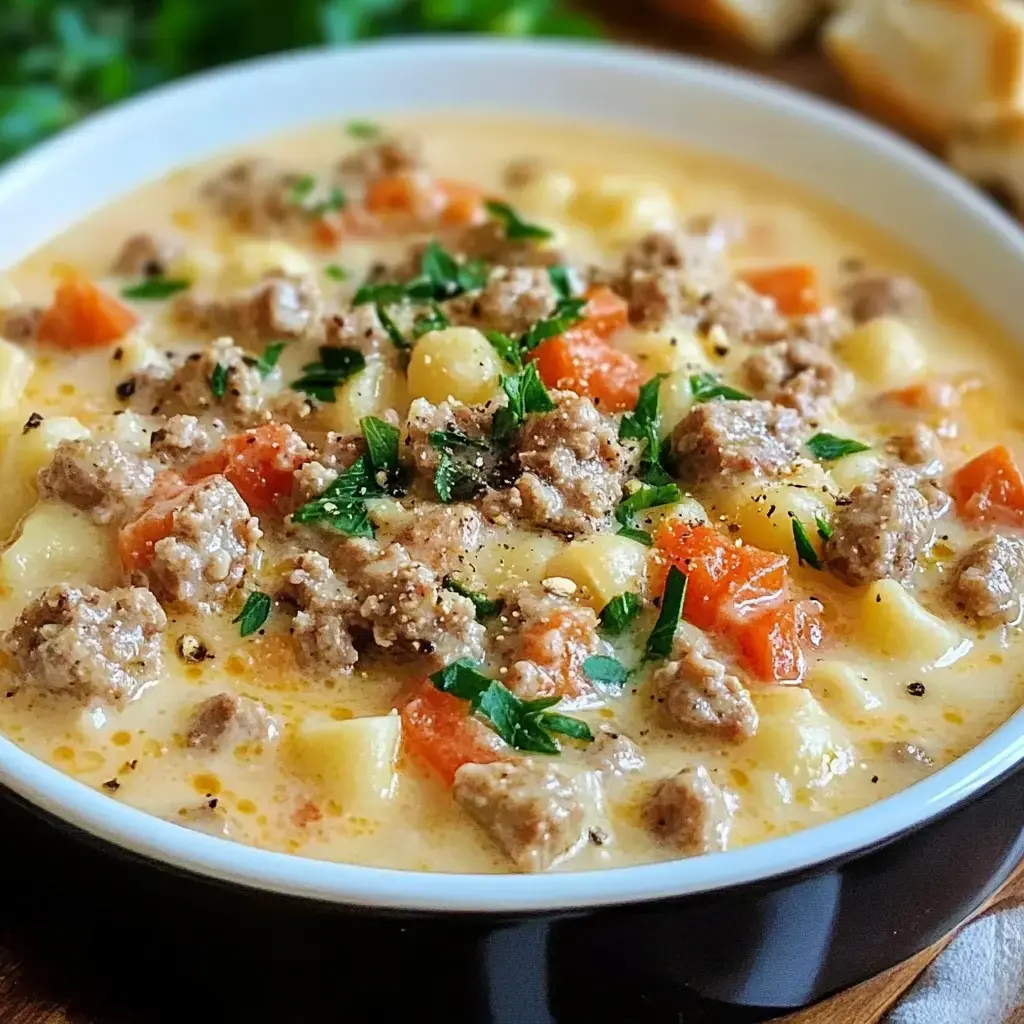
[0,117,1021,875]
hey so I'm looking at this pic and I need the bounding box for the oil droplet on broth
[329,707,353,721]
[59,383,76,397]
[53,745,74,763]
[944,710,965,726]
[192,772,221,796]
[71,750,105,774]
[111,730,132,747]
[236,798,257,815]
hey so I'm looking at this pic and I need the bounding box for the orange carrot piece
[741,264,820,316]
[36,273,137,349]
[737,600,822,683]
[950,445,1024,523]
[365,174,421,216]
[438,179,486,227]
[117,472,190,572]
[531,334,642,412]
[518,608,597,699]
[580,285,629,338]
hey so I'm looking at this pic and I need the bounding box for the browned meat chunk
[453,760,585,872]
[743,339,853,417]
[617,268,700,329]
[282,551,360,673]
[645,766,731,854]
[337,136,425,183]
[587,727,646,774]
[887,424,944,474]
[791,308,851,348]
[650,633,758,741]
[393,504,485,577]
[185,692,278,751]
[145,476,261,613]
[38,438,156,525]
[702,281,788,342]
[291,432,368,506]
[506,391,639,535]
[0,303,41,342]
[149,415,221,465]
[446,266,558,336]
[449,220,562,269]
[173,274,320,347]
[323,303,393,358]
[622,225,729,290]
[354,543,486,666]
[202,159,312,235]
[403,397,497,477]
[128,339,270,426]
[2,585,166,706]
[824,468,945,585]
[840,272,924,324]
[112,233,180,278]
[950,534,1024,623]
[672,400,804,480]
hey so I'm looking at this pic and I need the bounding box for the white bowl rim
[2,36,1024,913]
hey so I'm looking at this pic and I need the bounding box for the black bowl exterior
[2,758,1023,1023]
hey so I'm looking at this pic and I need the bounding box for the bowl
[2,38,1024,1020]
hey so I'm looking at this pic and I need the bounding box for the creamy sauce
[0,116,1022,874]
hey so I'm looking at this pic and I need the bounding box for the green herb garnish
[599,592,642,636]
[547,265,575,301]
[121,277,191,300]
[806,432,871,462]
[254,341,286,379]
[346,120,381,139]
[689,373,752,403]
[360,415,405,495]
[290,346,365,402]
[815,514,833,542]
[484,330,524,370]
[521,298,587,352]
[324,264,348,281]
[287,174,345,216]
[491,362,555,442]
[233,591,271,637]
[429,429,491,503]
[376,304,411,350]
[209,362,228,400]
[485,199,553,242]
[412,301,450,339]
[617,526,654,546]
[645,566,687,661]
[291,455,378,538]
[620,374,670,483]
[791,515,822,569]
[353,282,407,306]
[582,654,629,689]
[442,577,503,619]
[614,482,682,544]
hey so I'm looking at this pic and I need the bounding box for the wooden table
[1,9,1021,1023]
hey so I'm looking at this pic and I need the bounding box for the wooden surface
[0,9,1019,1024]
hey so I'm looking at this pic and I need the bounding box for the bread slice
[657,0,821,52]
[824,0,1024,145]
[949,109,1024,212]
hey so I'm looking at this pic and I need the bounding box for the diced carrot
[117,472,190,572]
[741,264,820,316]
[736,600,822,683]
[950,445,1024,524]
[400,681,506,786]
[36,273,137,349]
[580,285,629,338]
[518,608,595,698]
[531,334,642,412]
[438,179,486,226]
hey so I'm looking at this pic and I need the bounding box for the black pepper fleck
[115,377,137,401]
[103,778,121,791]
[21,412,43,434]
[907,682,926,697]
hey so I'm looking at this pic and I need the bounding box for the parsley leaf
[291,455,378,538]
[121,277,191,300]
[233,591,271,637]
[209,362,228,400]
[254,341,286,379]
[324,264,348,281]
[429,429,491,503]
[582,654,629,689]
[815,514,833,542]
[539,713,594,742]
[287,174,345,216]
[547,265,576,301]
[491,363,555,442]
[346,121,381,139]
[614,482,683,543]
[620,374,669,482]
[353,282,407,306]
[617,526,654,546]
[791,515,822,569]
[290,346,365,401]
[689,373,752,402]
[521,298,587,352]
[360,415,405,495]
[377,304,411,350]
[442,577,504,619]
[484,330,524,370]
[599,592,642,636]
[412,301,450,339]
[431,659,493,702]
[645,566,687,660]
[485,199,553,241]
[806,432,871,462]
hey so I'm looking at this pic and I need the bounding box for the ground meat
[112,233,179,278]
[173,273,320,347]
[500,586,608,699]
[37,437,156,525]
[887,424,944,474]
[650,632,758,741]
[282,551,360,673]
[950,534,1024,623]
[505,391,639,535]
[672,400,805,481]
[0,303,41,342]
[337,136,425,183]
[185,692,278,751]
[144,476,261,613]
[840,272,925,324]
[2,585,166,706]
[586,726,646,774]
[824,468,945,585]
[743,339,853,417]
[452,760,585,872]
[644,766,731,855]
[393,503,485,577]
[446,266,558,336]
[791,308,852,348]
[403,396,497,477]
[149,415,221,465]
[323,303,392,357]
[702,281,788,343]
[129,339,270,426]
[621,225,729,294]
[616,268,700,330]
[448,220,563,269]
[202,159,312,235]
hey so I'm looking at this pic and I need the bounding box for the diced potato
[658,370,697,436]
[545,534,648,609]
[836,317,927,387]
[0,339,34,416]
[615,329,710,375]
[166,245,222,286]
[220,240,313,289]
[0,416,90,542]
[471,534,565,591]
[94,410,153,454]
[512,170,578,217]
[805,660,889,723]
[117,329,172,376]
[0,278,22,308]
[287,712,401,811]
[730,479,831,561]
[318,358,407,435]
[570,175,677,243]
[407,327,503,406]
[828,449,887,493]
[859,579,967,665]
[0,502,119,602]
[745,686,854,791]
[636,495,708,535]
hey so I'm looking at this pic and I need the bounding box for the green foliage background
[0,0,601,161]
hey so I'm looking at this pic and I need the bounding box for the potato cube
[859,579,967,665]
[805,660,889,723]
[635,495,709,536]
[117,330,172,375]
[221,240,313,289]
[658,370,697,436]
[731,479,831,561]
[0,339,34,416]
[470,534,565,591]
[407,327,502,406]
[836,317,926,387]
[512,169,578,217]
[544,533,648,609]
[318,359,407,435]
[828,450,887,493]
[615,330,710,376]
[571,175,677,243]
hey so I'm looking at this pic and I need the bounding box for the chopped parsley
[353,282,407,306]
[485,199,553,242]
[430,659,593,754]
[582,654,629,689]
[412,301,450,339]
[290,346,365,402]
[620,374,670,484]
[233,591,271,637]
[599,592,642,636]
[614,482,683,545]
[521,298,587,352]
[353,242,487,309]
[121,277,190,300]
[617,526,654,546]
[346,120,382,139]
[287,174,345,216]
[491,363,555,442]
[209,362,228,400]
[429,429,491,503]
[689,372,751,403]
[291,455,377,538]
[791,515,822,569]
[361,415,406,496]
[484,330,524,370]
[547,264,576,301]
[254,341,286,379]
[645,566,687,660]
[815,514,833,542]
[376,304,412,350]
[442,577,503,619]
[806,432,871,462]
[324,264,348,281]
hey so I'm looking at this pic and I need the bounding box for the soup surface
[0,117,1022,875]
